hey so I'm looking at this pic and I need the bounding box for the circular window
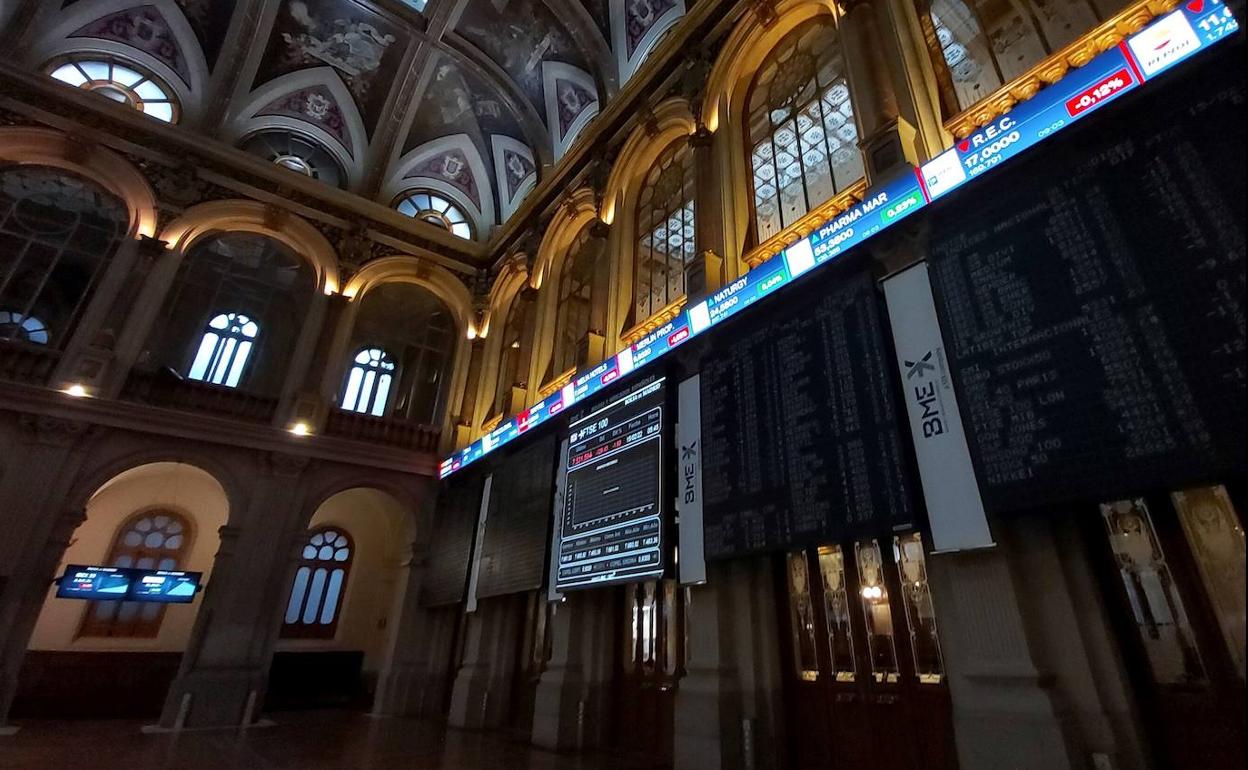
[48,59,178,123]
[395,191,473,240]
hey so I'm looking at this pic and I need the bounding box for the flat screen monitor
[55,565,202,603]
[554,376,666,591]
[55,565,132,600]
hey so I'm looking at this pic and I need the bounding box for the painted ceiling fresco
[454,0,589,120]
[255,0,412,135]
[32,0,689,243]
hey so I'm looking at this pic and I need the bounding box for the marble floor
[0,710,664,770]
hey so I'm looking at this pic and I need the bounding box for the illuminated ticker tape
[439,2,1239,479]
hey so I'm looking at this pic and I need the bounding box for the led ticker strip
[441,2,1239,479]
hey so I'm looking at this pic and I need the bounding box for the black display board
[699,268,913,559]
[476,433,557,599]
[420,470,484,607]
[927,55,1246,511]
[555,377,667,590]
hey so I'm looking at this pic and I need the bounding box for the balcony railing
[324,409,440,453]
[0,342,61,387]
[121,368,279,424]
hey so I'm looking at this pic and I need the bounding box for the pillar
[289,292,351,432]
[107,241,182,399]
[927,539,1077,770]
[689,126,727,300]
[0,417,91,727]
[840,0,928,180]
[531,590,614,751]
[53,235,166,396]
[275,292,328,428]
[157,452,310,729]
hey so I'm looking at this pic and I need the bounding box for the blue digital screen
[55,565,202,603]
[55,565,132,600]
[440,1,1239,479]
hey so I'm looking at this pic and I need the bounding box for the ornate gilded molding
[480,412,504,434]
[743,179,870,269]
[537,367,577,400]
[621,296,688,347]
[943,0,1178,139]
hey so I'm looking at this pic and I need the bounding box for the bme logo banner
[883,263,994,552]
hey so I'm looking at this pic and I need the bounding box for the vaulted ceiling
[7,0,690,243]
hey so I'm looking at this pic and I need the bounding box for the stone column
[448,594,525,729]
[157,453,310,729]
[840,0,924,180]
[51,235,168,397]
[531,589,614,751]
[107,241,183,399]
[927,538,1076,770]
[275,292,328,428]
[689,126,727,300]
[288,292,351,432]
[0,417,91,727]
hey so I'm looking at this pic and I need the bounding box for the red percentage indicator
[1066,68,1136,117]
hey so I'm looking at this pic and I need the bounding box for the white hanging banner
[676,375,706,585]
[882,262,995,552]
[465,474,493,612]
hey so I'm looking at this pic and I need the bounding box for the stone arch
[158,200,341,295]
[0,126,159,238]
[470,254,534,430]
[529,188,601,392]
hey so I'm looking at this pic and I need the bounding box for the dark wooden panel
[12,651,182,719]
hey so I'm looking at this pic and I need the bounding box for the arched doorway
[266,487,413,713]
[15,462,227,719]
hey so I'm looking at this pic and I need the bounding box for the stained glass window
[747,20,864,243]
[78,511,192,639]
[48,59,178,123]
[925,0,1125,113]
[282,527,353,639]
[551,227,605,377]
[634,141,696,323]
[187,312,258,388]
[395,191,473,239]
[340,347,396,417]
[0,167,128,351]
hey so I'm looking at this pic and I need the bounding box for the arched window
[925,0,1116,113]
[345,284,454,424]
[747,20,864,244]
[282,527,353,639]
[241,131,345,189]
[552,227,606,377]
[78,511,192,639]
[494,290,534,415]
[47,58,178,123]
[634,140,696,324]
[341,347,396,417]
[0,311,50,344]
[0,166,129,351]
[187,311,259,387]
[395,191,473,240]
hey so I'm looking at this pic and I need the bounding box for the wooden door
[778,533,958,770]
[1089,482,1246,770]
[613,580,681,768]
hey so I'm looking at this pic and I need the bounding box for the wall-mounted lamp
[289,422,311,437]
[62,384,90,398]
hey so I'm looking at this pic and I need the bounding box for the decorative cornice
[621,296,688,347]
[743,178,870,268]
[943,0,1177,138]
[537,367,577,400]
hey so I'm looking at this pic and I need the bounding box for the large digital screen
[55,565,202,603]
[554,377,666,591]
[439,1,1237,479]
